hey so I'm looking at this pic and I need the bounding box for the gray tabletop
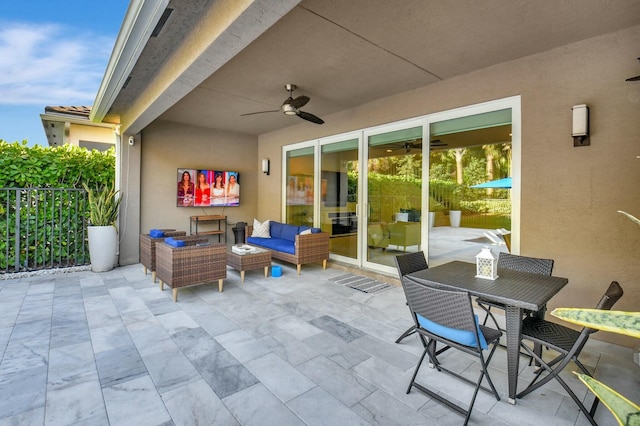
[405,261,568,311]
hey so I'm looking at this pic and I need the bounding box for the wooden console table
[190,215,227,243]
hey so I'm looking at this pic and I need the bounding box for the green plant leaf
[617,210,640,226]
[82,183,121,227]
[551,309,640,338]
[574,373,640,426]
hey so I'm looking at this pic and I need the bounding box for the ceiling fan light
[282,104,297,115]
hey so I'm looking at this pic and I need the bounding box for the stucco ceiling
[109,0,640,137]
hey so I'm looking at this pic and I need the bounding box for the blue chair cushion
[164,237,185,247]
[417,314,488,350]
[149,229,164,238]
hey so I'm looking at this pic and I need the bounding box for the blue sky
[0,1,130,146]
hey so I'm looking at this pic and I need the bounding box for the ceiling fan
[241,84,324,124]
[430,139,448,150]
[402,141,422,153]
[626,58,640,81]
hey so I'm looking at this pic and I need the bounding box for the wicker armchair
[140,231,206,282]
[155,242,227,302]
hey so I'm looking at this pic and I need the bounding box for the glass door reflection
[320,138,358,262]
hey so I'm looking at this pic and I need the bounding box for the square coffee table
[226,245,271,283]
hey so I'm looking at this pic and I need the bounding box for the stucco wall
[138,120,259,243]
[69,124,115,146]
[256,25,640,346]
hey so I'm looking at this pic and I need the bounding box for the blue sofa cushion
[417,314,488,350]
[164,237,185,247]
[149,229,164,238]
[247,237,295,254]
[280,224,299,242]
[270,221,284,239]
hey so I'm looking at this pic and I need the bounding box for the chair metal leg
[517,344,599,426]
[395,325,417,343]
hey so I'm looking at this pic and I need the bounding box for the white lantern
[476,246,498,280]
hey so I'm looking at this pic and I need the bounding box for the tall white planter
[88,225,118,272]
[449,210,462,228]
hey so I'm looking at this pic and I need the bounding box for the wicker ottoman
[155,242,227,302]
[226,246,271,282]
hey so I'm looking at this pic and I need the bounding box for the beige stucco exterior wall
[69,123,115,146]
[138,120,259,241]
[255,25,640,346]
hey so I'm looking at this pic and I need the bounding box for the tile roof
[44,106,91,117]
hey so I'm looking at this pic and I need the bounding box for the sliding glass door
[285,145,315,226]
[282,96,520,274]
[320,134,360,264]
[426,99,519,266]
[363,122,425,273]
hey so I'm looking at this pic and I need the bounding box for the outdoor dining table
[405,260,568,404]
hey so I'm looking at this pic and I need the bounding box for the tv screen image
[177,169,239,207]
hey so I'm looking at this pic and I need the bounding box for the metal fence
[0,188,90,273]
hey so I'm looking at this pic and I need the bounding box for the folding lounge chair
[516,281,624,426]
[403,279,502,425]
[393,252,428,344]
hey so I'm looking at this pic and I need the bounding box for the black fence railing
[0,188,90,273]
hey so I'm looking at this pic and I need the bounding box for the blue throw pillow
[417,314,488,350]
[164,237,185,247]
[150,229,164,238]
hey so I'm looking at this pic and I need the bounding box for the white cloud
[0,22,113,106]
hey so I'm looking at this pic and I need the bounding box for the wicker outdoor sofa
[246,221,329,275]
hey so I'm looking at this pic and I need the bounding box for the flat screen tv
[177,169,240,207]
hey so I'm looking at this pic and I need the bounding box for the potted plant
[550,210,640,425]
[83,183,121,272]
[448,196,462,228]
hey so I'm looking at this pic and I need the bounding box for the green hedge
[0,141,114,187]
[0,141,115,272]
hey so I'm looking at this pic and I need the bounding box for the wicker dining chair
[517,281,623,426]
[404,279,502,425]
[155,242,227,302]
[477,252,554,330]
[393,252,428,344]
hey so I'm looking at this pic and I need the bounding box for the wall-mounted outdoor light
[262,158,270,175]
[572,104,589,147]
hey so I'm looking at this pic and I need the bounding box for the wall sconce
[261,158,270,175]
[572,104,589,147]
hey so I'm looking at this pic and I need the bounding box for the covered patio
[1,263,637,425]
[94,1,639,355]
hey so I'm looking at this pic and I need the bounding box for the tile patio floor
[0,262,638,425]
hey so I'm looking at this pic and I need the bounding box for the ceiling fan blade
[297,111,324,124]
[289,95,310,109]
[240,110,280,116]
[626,75,640,81]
